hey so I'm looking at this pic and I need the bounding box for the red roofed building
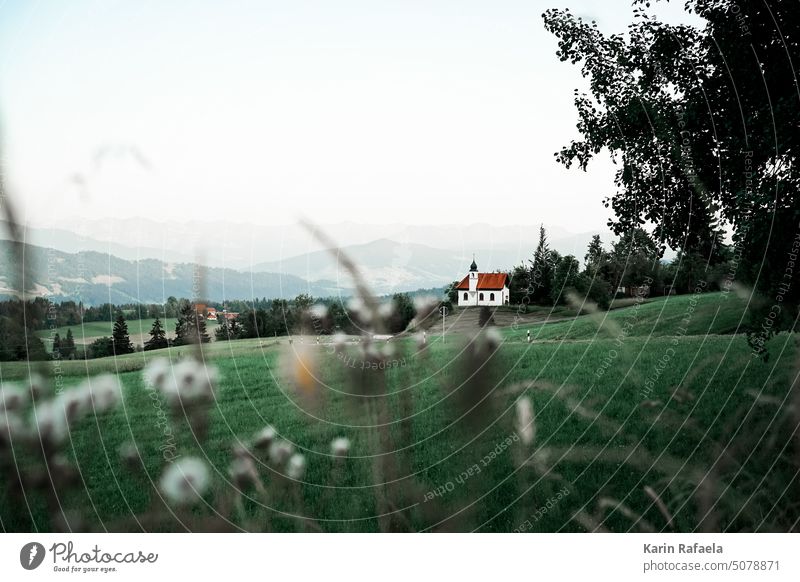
[456,258,510,307]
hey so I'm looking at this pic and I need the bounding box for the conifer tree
[63,328,76,359]
[52,332,61,359]
[174,301,210,345]
[530,225,555,305]
[112,313,134,355]
[144,317,169,351]
[214,315,242,341]
[584,235,605,274]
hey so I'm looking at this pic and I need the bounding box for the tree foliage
[62,329,76,359]
[111,313,134,355]
[543,0,800,350]
[530,225,557,304]
[173,301,210,346]
[144,317,169,351]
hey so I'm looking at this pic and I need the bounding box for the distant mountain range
[5,219,601,269]
[0,240,345,305]
[253,238,524,294]
[0,219,603,304]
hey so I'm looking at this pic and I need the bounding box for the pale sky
[0,0,700,233]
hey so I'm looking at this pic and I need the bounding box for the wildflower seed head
[252,425,277,450]
[485,327,503,350]
[85,374,123,413]
[330,437,350,457]
[58,389,88,423]
[118,441,140,468]
[310,304,328,320]
[31,400,69,446]
[363,343,381,362]
[283,345,319,395]
[332,332,348,352]
[228,455,260,489]
[143,358,171,391]
[381,342,396,359]
[378,301,395,322]
[27,373,49,401]
[173,360,218,403]
[0,412,25,450]
[159,457,211,505]
[286,453,306,480]
[269,439,294,465]
[515,396,535,446]
[0,382,28,412]
[347,297,372,324]
[232,442,251,459]
[413,296,439,328]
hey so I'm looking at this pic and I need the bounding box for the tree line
[448,225,735,311]
[0,292,422,361]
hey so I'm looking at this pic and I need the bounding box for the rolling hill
[0,240,345,305]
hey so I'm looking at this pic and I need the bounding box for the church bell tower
[468,256,478,293]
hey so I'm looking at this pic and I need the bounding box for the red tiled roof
[456,272,509,290]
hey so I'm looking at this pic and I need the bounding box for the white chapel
[456,258,510,307]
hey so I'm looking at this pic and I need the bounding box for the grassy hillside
[2,291,797,532]
[503,292,749,342]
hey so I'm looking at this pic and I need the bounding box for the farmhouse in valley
[456,258,510,307]
[197,306,239,321]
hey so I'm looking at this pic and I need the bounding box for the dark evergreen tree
[112,313,134,355]
[228,318,242,339]
[584,235,605,274]
[530,225,555,305]
[144,317,169,351]
[215,316,244,341]
[0,308,49,362]
[52,332,62,359]
[63,328,76,359]
[174,301,210,345]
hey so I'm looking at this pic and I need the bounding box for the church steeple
[469,255,478,272]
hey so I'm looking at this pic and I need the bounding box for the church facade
[455,259,510,307]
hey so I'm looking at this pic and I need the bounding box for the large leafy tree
[609,227,662,290]
[550,254,581,305]
[543,0,800,350]
[508,263,532,307]
[89,336,114,359]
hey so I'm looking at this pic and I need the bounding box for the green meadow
[2,292,797,532]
